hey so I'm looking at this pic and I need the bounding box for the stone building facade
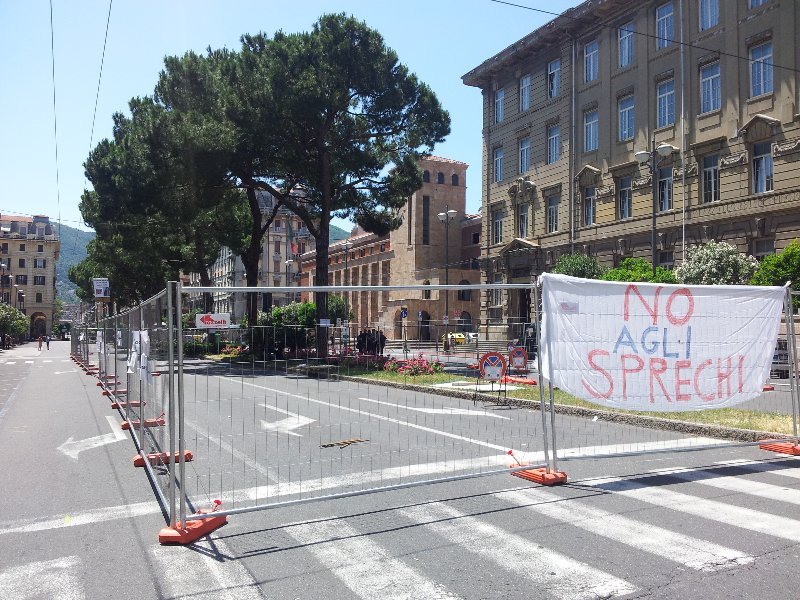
[0,214,60,337]
[300,156,482,340]
[463,0,799,336]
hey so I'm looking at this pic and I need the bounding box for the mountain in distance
[329,223,348,242]
[55,223,94,303]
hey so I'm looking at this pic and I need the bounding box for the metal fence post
[533,284,551,471]
[167,281,178,527]
[786,290,799,440]
[176,280,187,528]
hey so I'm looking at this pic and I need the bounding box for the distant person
[378,330,387,355]
[37,335,43,351]
[45,335,50,350]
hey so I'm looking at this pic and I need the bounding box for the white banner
[539,273,786,412]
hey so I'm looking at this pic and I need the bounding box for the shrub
[602,257,676,284]
[675,240,757,285]
[551,253,606,279]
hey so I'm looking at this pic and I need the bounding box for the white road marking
[261,415,316,436]
[357,396,511,419]
[498,488,752,571]
[57,416,126,459]
[0,441,749,537]
[54,370,76,375]
[43,360,53,363]
[288,518,460,599]
[715,458,800,481]
[401,502,638,599]
[586,474,800,542]
[223,377,510,452]
[223,377,729,456]
[5,361,15,365]
[24,361,33,364]
[645,464,800,507]
[256,402,316,436]
[153,543,265,600]
[0,500,162,536]
[0,556,84,600]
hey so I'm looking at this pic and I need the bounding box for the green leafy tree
[0,303,28,347]
[602,257,677,284]
[551,253,606,279]
[80,96,245,308]
[234,14,450,343]
[256,302,317,357]
[327,294,352,323]
[751,240,800,304]
[675,240,757,285]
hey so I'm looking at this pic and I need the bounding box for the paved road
[2,342,800,598]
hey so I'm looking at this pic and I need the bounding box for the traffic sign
[479,352,507,382]
[443,315,449,325]
[508,346,528,371]
[418,310,423,319]
[401,307,408,319]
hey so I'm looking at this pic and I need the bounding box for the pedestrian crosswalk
[3,458,800,598]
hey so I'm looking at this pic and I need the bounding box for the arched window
[437,172,445,184]
[423,170,430,183]
[451,173,459,186]
[423,280,431,300]
[457,281,472,301]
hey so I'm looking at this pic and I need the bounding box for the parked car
[441,332,466,345]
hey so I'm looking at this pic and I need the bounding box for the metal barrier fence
[70,280,800,542]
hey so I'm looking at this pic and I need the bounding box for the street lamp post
[342,242,351,351]
[635,141,679,275]
[437,206,457,350]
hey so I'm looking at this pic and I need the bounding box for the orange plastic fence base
[134,450,193,467]
[103,389,128,397]
[763,384,775,391]
[121,417,166,430]
[759,441,800,456]
[159,512,227,545]
[501,376,538,386]
[510,466,568,486]
[111,400,143,409]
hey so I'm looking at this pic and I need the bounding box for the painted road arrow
[260,415,316,436]
[57,416,126,459]
[258,403,316,436]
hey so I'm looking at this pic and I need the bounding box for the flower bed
[384,354,444,376]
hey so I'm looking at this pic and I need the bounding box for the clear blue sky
[0,0,578,232]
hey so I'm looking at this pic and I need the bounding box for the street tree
[78,97,245,308]
[230,14,450,339]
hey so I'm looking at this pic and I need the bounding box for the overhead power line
[48,0,61,240]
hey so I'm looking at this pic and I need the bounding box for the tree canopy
[75,13,449,328]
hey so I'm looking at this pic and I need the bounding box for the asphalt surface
[3,341,800,599]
